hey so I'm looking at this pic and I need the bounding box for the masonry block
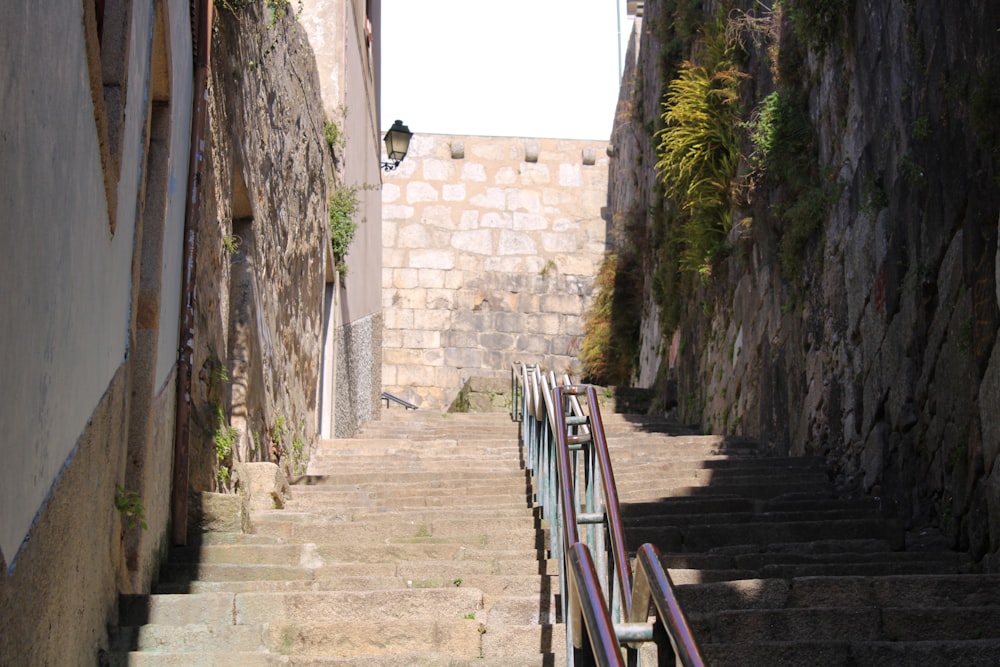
[444,347,485,368]
[402,329,441,349]
[422,159,455,181]
[497,230,537,255]
[451,229,494,255]
[513,212,547,231]
[479,332,515,351]
[406,181,439,203]
[422,205,455,228]
[383,204,415,220]
[461,162,487,181]
[443,183,466,201]
[409,250,455,270]
[541,294,583,316]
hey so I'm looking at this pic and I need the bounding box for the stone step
[674,574,1000,614]
[659,548,963,574]
[613,469,832,488]
[628,517,904,552]
[625,506,880,528]
[154,573,555,598]
[278,491,532,510]
[618,483,836,501]
[168,542,548,568]
[294,473,529,489]
[105,652,563,667]
[692,604,1000,644]
[249,515,543,545]
[110,619,484,658]
[158,557,559,587]
[256,528,545,552]
[119,588,484,627]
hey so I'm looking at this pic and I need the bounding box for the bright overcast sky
[380,0,633,140]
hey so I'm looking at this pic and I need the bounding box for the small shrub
[115,486,147,530]
[329,185,360,273]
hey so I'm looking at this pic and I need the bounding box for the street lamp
[381,120,412,172]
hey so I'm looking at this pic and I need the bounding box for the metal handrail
[566,542,625,666]
[512,363,705,666]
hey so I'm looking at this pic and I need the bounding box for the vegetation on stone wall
[654,14,745,273]
[328,185,359,274]
[581,251,642,385]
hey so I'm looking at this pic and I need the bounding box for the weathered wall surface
[382,134,610,409]
[300,0,384,437]
[202,2,333,479]
[1,0,192,661]
[612,1,1000,561]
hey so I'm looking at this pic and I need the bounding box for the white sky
[380,0,633,141]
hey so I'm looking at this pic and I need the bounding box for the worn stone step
[484,595,560,625]
[166,542,545,568]
[692,604,1000,644]
[254,522,547,553]
[658,548,963,573]
[295,471,528,486]
[287,482,531,499]
[614,470,832,489]
[111,619,484,657]
[629,517,904,552]
[154,573,555,598]
[625,507,881,529]
[250,518,544,548]
[618,482,835,501]
[159,556,559,587]
[480,622,566,658]
[119,588,484,627]
[673,574,1000,614]
[282,507,535,524]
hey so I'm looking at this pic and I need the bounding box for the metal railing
[511,362,704,666]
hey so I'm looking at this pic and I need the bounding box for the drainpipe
[172,0,213,546]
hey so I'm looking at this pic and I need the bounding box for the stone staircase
[106,408,1000,665]
[106,411,562,665]
[605,416,1000,666]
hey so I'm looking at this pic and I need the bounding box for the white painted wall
[0,1,153,565]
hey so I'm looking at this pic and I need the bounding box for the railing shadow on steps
[511,362,705,667]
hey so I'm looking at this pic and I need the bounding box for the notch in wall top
[450,141,464,159]
[524,141,539,163]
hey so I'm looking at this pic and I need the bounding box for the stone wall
[382,134,610,409]
[611,1,1000,561]
[196,2,332,481]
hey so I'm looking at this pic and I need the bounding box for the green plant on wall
[329,185,360,275]
[654,15,746,274]
[213,404,239,488]
[115,485,147,530]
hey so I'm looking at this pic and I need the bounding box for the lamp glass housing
[384,120,412,163]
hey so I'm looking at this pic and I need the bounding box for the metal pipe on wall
[171,0,213,546]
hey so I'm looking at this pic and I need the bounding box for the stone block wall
[382,134,610,409]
